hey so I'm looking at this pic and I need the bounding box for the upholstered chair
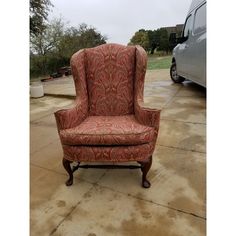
[54,43,161,188]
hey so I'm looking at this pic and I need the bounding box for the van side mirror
[177,35,188,44]
[178,29,189,44]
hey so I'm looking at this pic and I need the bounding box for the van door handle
[185,45,189,49]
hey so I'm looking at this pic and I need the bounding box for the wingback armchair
[55,43,161,188]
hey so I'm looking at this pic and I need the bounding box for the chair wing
[134,45,161,130]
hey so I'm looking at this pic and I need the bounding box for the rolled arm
[135,100,161,129]
[54,101,87,131]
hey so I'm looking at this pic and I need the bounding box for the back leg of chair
[62,158,73,186]
[138,156,152,188]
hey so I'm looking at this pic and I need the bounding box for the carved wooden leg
[62,158,73,186]
[139,156,152,188]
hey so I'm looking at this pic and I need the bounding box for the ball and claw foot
[142,178,151,188]
[65,177,73,186]
[63,158,74,186]
[139,156,152,189]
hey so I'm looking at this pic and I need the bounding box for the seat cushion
[60,115,156,146]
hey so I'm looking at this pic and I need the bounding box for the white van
[170,0,206,87]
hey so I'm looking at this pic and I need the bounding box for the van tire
[170,62,185,83]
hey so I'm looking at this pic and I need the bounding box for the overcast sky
[49,0,192,45]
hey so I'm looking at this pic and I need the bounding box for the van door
[178,2,206,86]
[190,2,206,86]
[176,14,194,76]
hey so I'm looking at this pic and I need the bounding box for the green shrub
[30,54,70,78]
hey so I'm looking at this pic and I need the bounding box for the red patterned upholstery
[86,44,135,116]
[63,142,156,162]
[55,43,161,162]
[60,115,156,146]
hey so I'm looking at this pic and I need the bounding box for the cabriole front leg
[62,158,73,186]
[138,156,152,188]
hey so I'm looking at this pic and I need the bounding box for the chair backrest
[70,43,147,117]
[85,43,136,116]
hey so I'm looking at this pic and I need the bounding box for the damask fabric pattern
[59,115,156,146]
[54,101,87,131]
[54,49,88,130]
[134,45,161,130]
[54,43,161,162]
[63,142,156,162]
[85,44,136,116]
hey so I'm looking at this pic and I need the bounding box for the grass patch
[147,54,172,70]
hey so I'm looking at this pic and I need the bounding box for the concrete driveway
[30,69,206,236]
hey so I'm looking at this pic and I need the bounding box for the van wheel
[170,62,185,83]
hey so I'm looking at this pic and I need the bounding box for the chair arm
[135,100,161,129]
[54,101,87,131]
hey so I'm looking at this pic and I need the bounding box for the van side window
[183,15,193,37]
[194,3,206,34]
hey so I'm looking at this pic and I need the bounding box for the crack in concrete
[30,163,67,177]
[30,113,54,123]
[175,95,205,98]
[49,201,80,235]
[94,183,206,221]
[30,138,59,155]
[162,86,183,109]
[159,144,206,154]
[30,102,74,124]
[44,93,75,99]
[94,170,109,184]
[49,185,95,235]
[134,195,206,220]
[30,162,107,185]
[160,118,206,125]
